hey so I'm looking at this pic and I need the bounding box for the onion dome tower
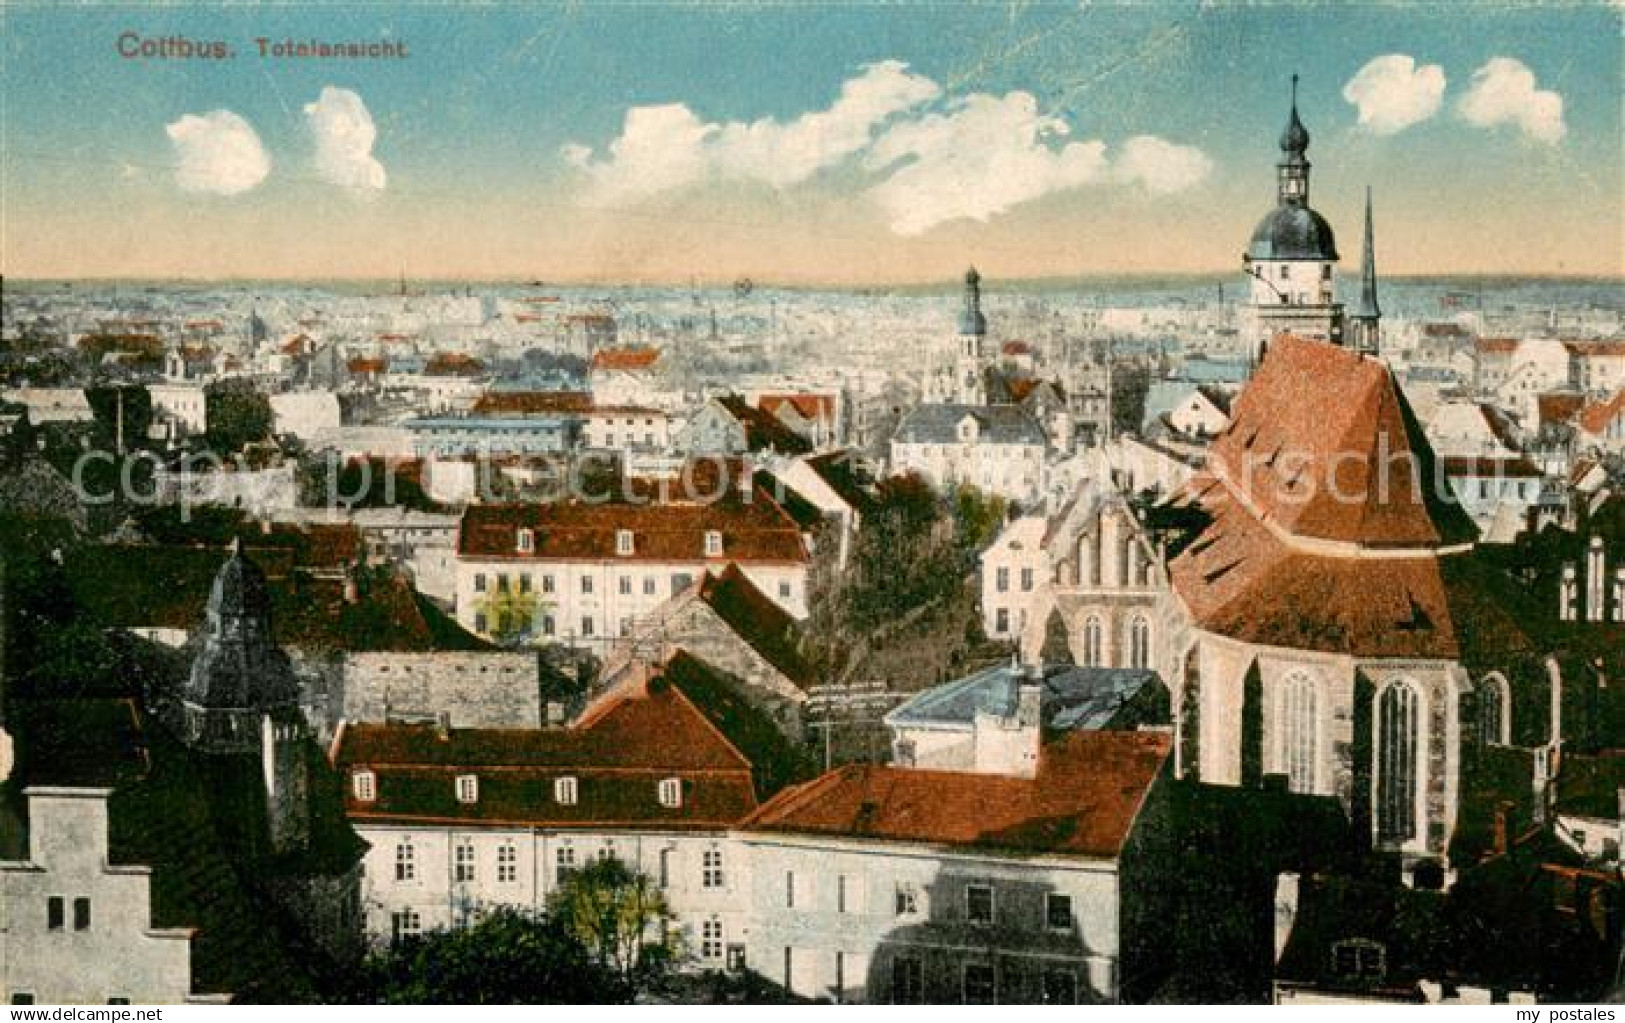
[1242,76,1345,359]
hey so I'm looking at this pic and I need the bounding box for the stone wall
[340,651,541,730]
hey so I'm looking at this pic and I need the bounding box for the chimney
[343,562,359,605]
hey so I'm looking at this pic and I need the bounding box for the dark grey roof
[1248,204,1340,261]
[892,403,1047,446]
[885,661,1163,733]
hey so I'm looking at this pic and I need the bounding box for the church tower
[954,266,990,405]
[1347,187,1382,357]
[1242,77,1344,359]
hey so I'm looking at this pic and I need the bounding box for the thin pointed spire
[1354,186,1381,320]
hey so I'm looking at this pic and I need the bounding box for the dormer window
[658,777,683,808]
[555,776,578,805]
[1331,939,1386,983]
[352,769,376,802]
[516,528,534,554]
[703,531,723,557]
[455,774,479,804]
[616,529,634,556]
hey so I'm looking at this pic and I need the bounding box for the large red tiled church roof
[1208,335,1476,550]
[1169,335,1532,660]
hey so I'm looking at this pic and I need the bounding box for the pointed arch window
[1082,616,1103,667]
[1128,616,1151,670]
[1479,674,1510,746]
[1281,671,1318,794]
[1376,681,1420,844]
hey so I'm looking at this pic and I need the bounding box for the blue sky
[3,2,1619,281]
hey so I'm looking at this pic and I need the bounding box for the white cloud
[565,60,939,205]
[164,110,270,195]
[304,86,387,191]
[1457,57,1566,144]
[1113,135,1213,194]
[862,91,1110,235]
[563,60,1211,235]
[1342,55,1446,134]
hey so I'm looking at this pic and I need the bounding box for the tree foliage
[204,379,273,455]
[476,585,544,646]
[546,858,678,994]
[347,907,626,1004]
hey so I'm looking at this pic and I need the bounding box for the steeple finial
[1280,75,1310,156]
[1349,186,1382,354]
[959,266,987,336]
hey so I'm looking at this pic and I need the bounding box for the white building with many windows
[452,492,810,648]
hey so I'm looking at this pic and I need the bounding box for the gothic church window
[1376,681,1420,844]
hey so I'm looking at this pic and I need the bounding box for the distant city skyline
[4,3,1621,282]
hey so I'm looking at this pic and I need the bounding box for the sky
[2,2,1620,284]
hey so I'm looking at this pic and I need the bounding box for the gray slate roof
[886,661,1164,733]
[892,403,1047,446]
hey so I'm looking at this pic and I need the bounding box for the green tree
[204,379,273,455]
[350,907,625,1004]
[1039,607,1074,666]
[476,585,545,646]
[952,483,1007,554]
[547,857,678,994]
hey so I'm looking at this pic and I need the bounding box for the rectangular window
[892,957,924,1004]
[73,897,90,931]
[555,776,578,805]
[581,617,595,637]
[779,580,792,600]
[390,909,421,946]
[701,918,724,961]
[474,612,487,634]
[619,575,632,595]
[474,573,487,593]
[785,870,796,908]
[617,530,634,555]
[837,874,849,913]
[519,574,532,594]
[1020,567,1034,591]
[47,896,64,931]
[895,882,920,917]
[556,845,576,885]
[497,844,518,883]
[395,841,416,882]
[455,842,476,883]
[542,615,556,636]
[542,574,556,594]
[455,775,479,804]
[659,777,682,808]
[996,566,1009,592]
[966,884,994,925]
[659,847,673,888]
[1046,893,1073,931]
[702,847,724,889]
[643,576,656,595]
[581,575,593,594]
[352,770,376,802]
[496,573,510,593]
[1042,969,1077,1004]
[704,530,723,557]
[963,963,997,1004]
[995,608,1009,634]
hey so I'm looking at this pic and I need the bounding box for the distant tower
[1242,76,1344,360]
[1347,187,1382,357]
[954,267,990,405]
[249,308,269,351]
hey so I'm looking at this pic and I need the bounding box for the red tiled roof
[347,357,387,375]
[334,667,759,829]
[456,498,809,564]
[758,394,834,423]
[1442,456,1543,479]
[1001,341,1034,356]
[425,352,485,376]
[743,730,1171,859]
[473,390,594,415]
[1579,389,1625,435]
[1537,393,1587,427]
[1476,337,1521,355]
[694,565,811,687]
[1562,340,1625,359]
[591,346,660,372]
[1210,335,1477,549]
[1168,472,1535,659]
